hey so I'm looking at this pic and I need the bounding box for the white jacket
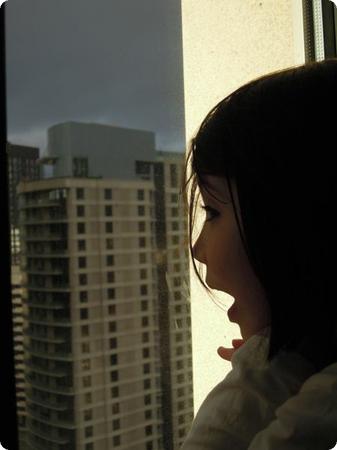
[180,327,337,450]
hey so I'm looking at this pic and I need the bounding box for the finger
[217,346,236,361]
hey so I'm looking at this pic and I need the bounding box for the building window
[171,207,178,217]
[81,308,88,320]
[145,409,152,420]
[112,436,120,446]
[111,386,119,398]
[77,223,85,234]
[82,342,90,353]
[144,394,151,405]
[112,418,120,430]
[76,188,84,200]
[142,332,149,343]
[140,285,148,295]
[107,288,115,299]
[106,255,114,266]
[145,425,152,436]
[170,164,178,187]
[105,222,113,233]
[138,221,145,232]
[73,157,88,177]
[77,205,85,217]
[144,379,151,390]
[139,253,146,263]
[110,337,117,348]
[83,409,92,420]
[78,240,86,251]
[85,443,93,450]
[109,322,116,332]
[106,238,113,249]
[143,363,150,374]
[84,392,92,404]
[105,205,113,216]
[142,317,149,327]
[107,271,115,282]
[139,237,146,247]
[104,188,112,200]
[110,354,118,365]
[112,403,120,414]
[137,189,144,200]
[108,305,116,315]
[143,348,150,358]
[111,371,119,382]
[80,291,88,303]
[138,205,145,216]
[140,268,147,279]
[78,257,87,268]
[83,376,91,388]
[85,426,93,438]
[81,325,89,337]
[79,274,87,285]
[141,300,148,311]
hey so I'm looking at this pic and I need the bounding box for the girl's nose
[192,234,207,265]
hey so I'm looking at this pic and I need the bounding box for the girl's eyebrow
[200,183,230,205]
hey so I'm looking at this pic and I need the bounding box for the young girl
[180,58,337,449]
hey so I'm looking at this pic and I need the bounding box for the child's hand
[217,339,245,361]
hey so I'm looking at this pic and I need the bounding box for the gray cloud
[5,0,186,154]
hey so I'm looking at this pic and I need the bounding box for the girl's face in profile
[192,175,271,341]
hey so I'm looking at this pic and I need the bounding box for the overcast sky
[5,0,186,155]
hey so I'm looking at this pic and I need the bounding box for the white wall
[181,0,305,413]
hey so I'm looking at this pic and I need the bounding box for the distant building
[18,122,193,450]
[7,142,40,263]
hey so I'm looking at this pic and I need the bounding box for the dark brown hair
[181,58,337,372]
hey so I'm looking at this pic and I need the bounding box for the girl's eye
[201,205,219,222]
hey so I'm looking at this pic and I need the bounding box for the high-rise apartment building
[7,143,40,448]
[18,122,193,450]
[7,142,40,263]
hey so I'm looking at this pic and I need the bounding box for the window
[84,393,92,404]
[145,425,152,436]
[111,371,119,382]
[73,157,88,177]
[78,257,87,268]
[77,205,85,217]
[78,240,86,251]
[170,164,178,187]
[107,271,115,282]
[139,253,147,263]
[106,255,114,266]
[112,419,120,430]
[76,188,84,199]
[80,291,88,302]
[144,379,151,389]
[113,436,120,446]
[85,425,93,438]
[110,354,118,365]
[108,305,116,315]
[137,189,145,200]
[138,221,145,232]
[138,205,145,216]
[83,376,91,388]
[81,325,89,337]
[79,274,87,285]
[110,338,117,348]
[140,268,147,279]
[104,188,112,200]
[84,410,92,421]
[112,403,120,414]
[105,205,113,216]
[142,317,149,327]
[139,237,146,247]
[106,238,113,249]
[140,285,148,295]
[143,348,150,358]
[77,222,86,234]
[111,386,119,398]
[109,322,116,332]
[105,222,113,233]
[141,300,148,311]
[107,288,115,299]
[144,394,151,405]
[82,343,90,353]
[143,363,150,374]
[81,308,88,320]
